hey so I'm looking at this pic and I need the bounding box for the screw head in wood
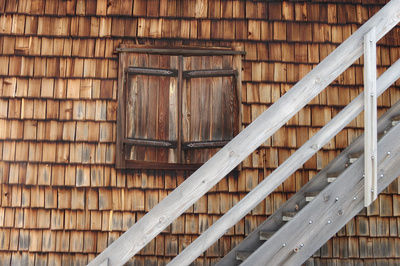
[300,243,304,247]
[282,243,286,247]
[353,196,357,200]
[380,174,384,178]
[327,220,332,224]
[309,220,313,224]
[387,151,391,156]
[335,197,339,202]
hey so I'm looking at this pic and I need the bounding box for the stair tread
[392,115,400,126]
[282,211,297,221]
[327,177,337,183]
[305,191,319,202]
[327,172,340,183]
[348,152,362,164]
[327,172,341,177]
[305,191,319,196]
[349,151,362,159]
[392,115,400,121]
[236,250,252,261]
[259,230,275,240]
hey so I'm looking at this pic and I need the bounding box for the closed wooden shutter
[182,55,238,164]
[116,46,243,169]
[123,54,179,166]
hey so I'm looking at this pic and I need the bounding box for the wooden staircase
[88,1,400,265]
[218,102,400,266]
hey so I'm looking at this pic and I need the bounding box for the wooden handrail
[89,1,400,265]
[167,58,400,266]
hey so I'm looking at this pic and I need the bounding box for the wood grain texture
[171,58,400,266]
[363,27,378,206]
[242,122,400,266]
[218,83,400,266]
[89,2,400,264]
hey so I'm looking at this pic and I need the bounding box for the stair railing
[89,1,400,265]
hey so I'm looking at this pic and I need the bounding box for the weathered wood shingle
[0,0,400,264]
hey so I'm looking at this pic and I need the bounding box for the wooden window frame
[116,46,244,170]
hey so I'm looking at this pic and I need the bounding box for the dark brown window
[116,46,243,169]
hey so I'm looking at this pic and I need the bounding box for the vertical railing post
[363,27,378,207]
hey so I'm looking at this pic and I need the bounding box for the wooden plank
[116,47,245,56]
[89,2,400,265]
[116,52,128,168]
[364,27,378,207]
[157,55,171,162]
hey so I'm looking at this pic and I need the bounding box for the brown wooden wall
[0,0,400,265]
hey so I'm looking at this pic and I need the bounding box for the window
[116,46,243,169]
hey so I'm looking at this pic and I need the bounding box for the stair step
[236,251,251,261]
[305,191,319,202]
[282,211,297,222]
[259,230,275,241]
[392,115,400,126]
[327,172,340,183]
[327,176,337,183]
[348,152,362,164]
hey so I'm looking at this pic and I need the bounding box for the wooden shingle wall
[0,0,400,265]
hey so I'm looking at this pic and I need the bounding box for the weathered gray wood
[305,192,319,202]
[363,27,378,206]
[99,258,108,266]
[236,251,251,261]
[242,122,400,265]
[169,58,400,266]
[282,212,297,222]
[259,231,275,241]
[89,2,400,265]
[218,70,400,266]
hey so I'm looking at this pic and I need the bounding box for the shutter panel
[125,53,179,164]
[182,55,238,164]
